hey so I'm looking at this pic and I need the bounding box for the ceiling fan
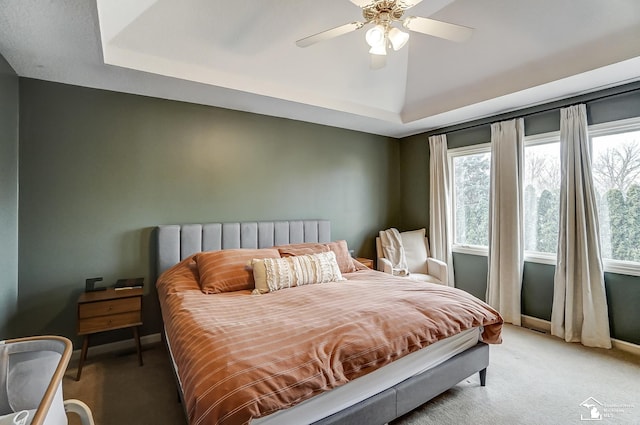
[296,0,473,69]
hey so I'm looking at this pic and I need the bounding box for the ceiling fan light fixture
[369,43,387,56]
[388,27,409,50]
[365,24,386,47]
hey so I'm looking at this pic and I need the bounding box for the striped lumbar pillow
[251,251,345,294]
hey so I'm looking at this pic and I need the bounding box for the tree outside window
[523,142,560,254]
[452,152,491,247]
[592,130,640,263]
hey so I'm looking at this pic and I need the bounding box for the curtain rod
[419,80,640,138]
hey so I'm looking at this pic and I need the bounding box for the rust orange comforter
[157,257,503,425]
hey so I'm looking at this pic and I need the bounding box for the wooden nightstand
[76,287,143,380]
[355,257,374,269]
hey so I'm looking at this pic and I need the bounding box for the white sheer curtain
[551,104,611,348]
[429,134,455,287]
[486,118,524,326]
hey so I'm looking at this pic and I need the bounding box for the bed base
[161,331,189,421]
[311,342,489,425]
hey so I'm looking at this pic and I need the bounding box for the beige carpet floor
[62,325,640,425]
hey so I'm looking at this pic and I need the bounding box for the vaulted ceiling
[1,0,639,137]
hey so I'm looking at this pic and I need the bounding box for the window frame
[588,116,640,276]
[522,131,561,265]
[448,142,491,256]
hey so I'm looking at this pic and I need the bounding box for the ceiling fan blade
[370,54,387,70]
[397,0,424,9]
[403,16,473,42]
[350,0,375,7]
[296,22,365,48]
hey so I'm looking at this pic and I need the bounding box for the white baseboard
[611,339,640,357]
[521,315,551,333]
[71,333,161,362]
[520,315,640,356]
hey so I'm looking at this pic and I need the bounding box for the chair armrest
[64,400,95,425]
[377,257,393,274]
[426,258,448,285]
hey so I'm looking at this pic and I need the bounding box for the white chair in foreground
[0,335,95,425]
[376,228,448,285]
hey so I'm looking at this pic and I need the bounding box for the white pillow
[251,251,345,294]
[401,229,429,274]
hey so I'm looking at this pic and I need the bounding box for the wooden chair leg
[76,335,89,381]
[133,326,143,366]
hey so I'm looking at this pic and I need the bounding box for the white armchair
[376,228,448,285]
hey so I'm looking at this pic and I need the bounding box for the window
[590,119,640,266]
[447,117,640,275]
[523,134,561,257]
[450,145,491,251]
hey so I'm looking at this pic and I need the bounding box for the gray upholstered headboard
[157,220,331,275]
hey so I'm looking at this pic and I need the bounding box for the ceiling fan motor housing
[363,0,405,24]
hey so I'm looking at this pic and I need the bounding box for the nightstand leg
[133,326,143,366]
[76,335,89,381]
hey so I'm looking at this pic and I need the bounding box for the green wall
[0,54,19,338]
[451,253,487,301]
[400,85,640,345]
[398,134,430,231]
[521,262,555,320]
[17,79,400,346]
[451,253,640,345]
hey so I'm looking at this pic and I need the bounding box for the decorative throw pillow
[275,240,356,274]
[276,243,330,257]
[252,251,345,294]
[194,248,280,294]
[324,240,357,274]
[156,255,201,294]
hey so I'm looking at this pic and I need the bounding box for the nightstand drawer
[78,311,142,334]
[355,257,374,269]
[78,297,141,319]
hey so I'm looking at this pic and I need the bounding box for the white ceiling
[1,0,640,137]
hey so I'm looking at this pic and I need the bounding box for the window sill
[524,251,556,266]
[453,248,640,277]
[452,245,488,256]
[603,260,640,277]
[525,255,640,276]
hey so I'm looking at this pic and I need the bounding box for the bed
[156,220,503,425]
